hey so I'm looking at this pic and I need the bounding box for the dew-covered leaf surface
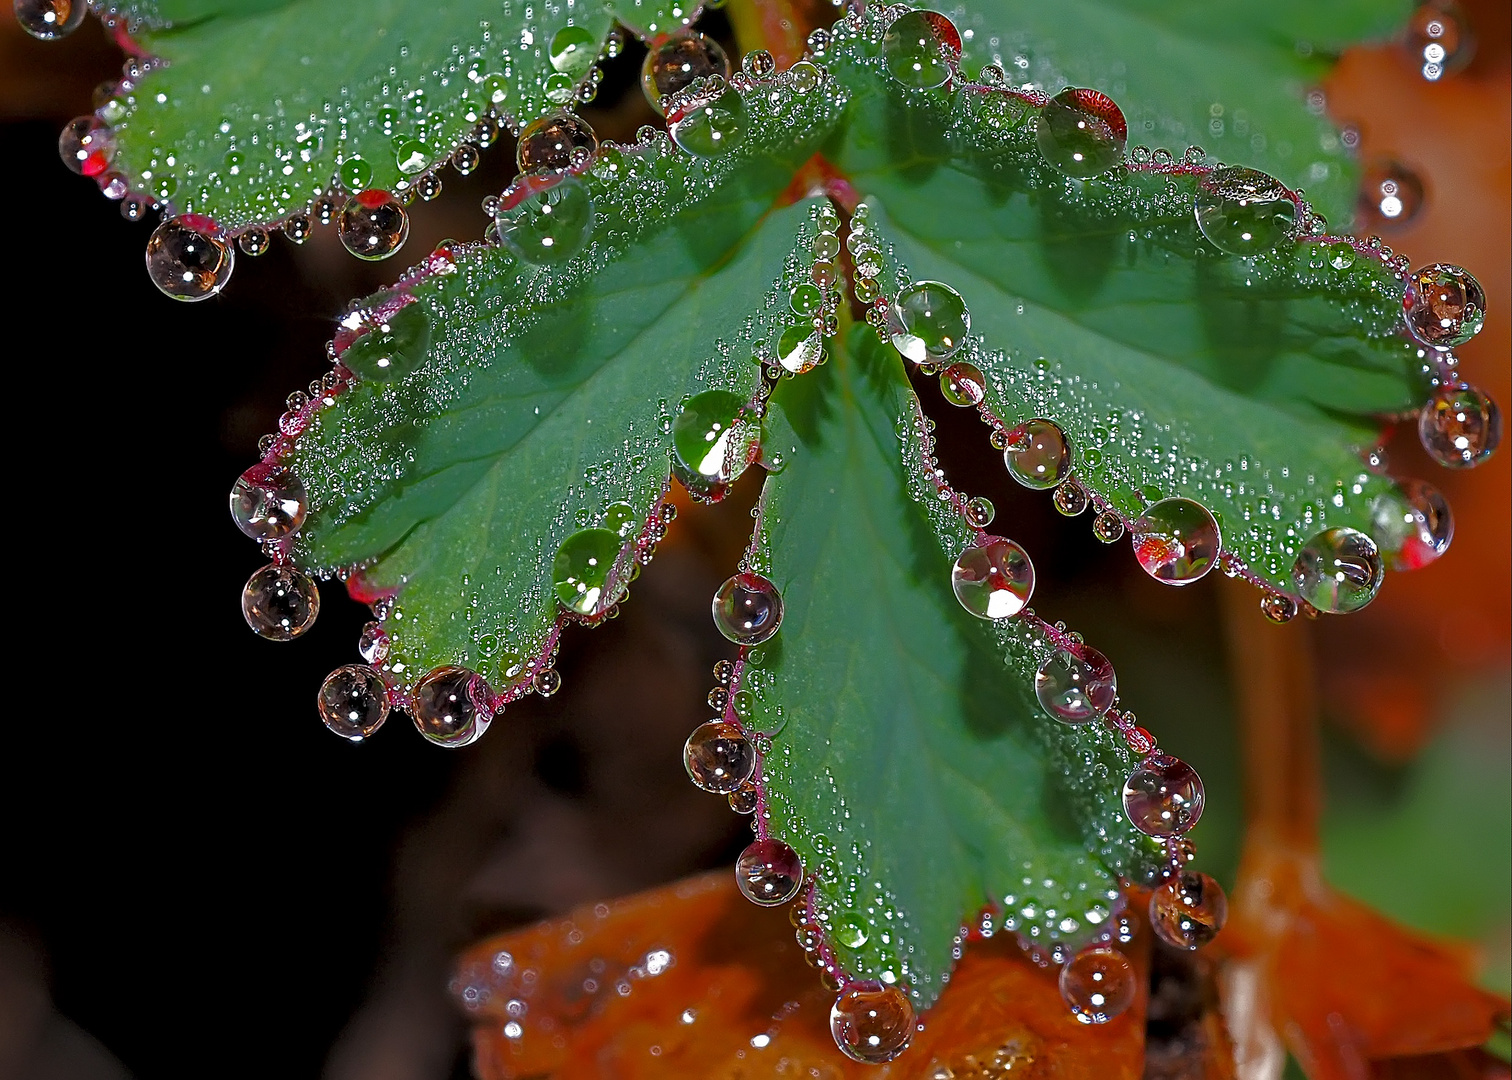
[938,0,1409,223]
[748,329,1160,1006]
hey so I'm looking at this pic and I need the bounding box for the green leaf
[751,327,1160,1006]
[937,0,1410,223]
[823,17,1416,595]
[108,0,696,226]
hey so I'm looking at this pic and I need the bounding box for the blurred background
[0,3,1506,1078]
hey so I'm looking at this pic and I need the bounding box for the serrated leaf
[748,328,1160,1006]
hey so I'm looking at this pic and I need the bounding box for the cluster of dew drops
[24,0,1503,1063]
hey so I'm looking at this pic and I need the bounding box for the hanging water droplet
[1003,419,1071,490]
[829,981,915,1064]
[1130,498,1220,585]
[496,172,594,266]
[1054,479,1088,516]
[1035,647,1116,723]
[242,563,320,641]
[411,665,492,747]
[58,116,114,176]
[1149,871,1227,950]
[684,720,756,793]
[342,299,431,381]
[283,213,313,244]
[881,9,960,91]
[964,496,995,528]
[230,463,307,540]
[1036,87,1127,178]
[641,31,730,113]
[1406,2,1473,81]
[451,143,480,175]
[1291,527,1383,614]
[672,389,760,492]
[1419,383,1500,468]
[939,361,985,406]
[734,837,803,906]
[728,783,758,814]
[892,280,969,363]
[517,110,597,172]
[1403,263,1485,349]
[1059,947,1136,1024]
[1357,159,1424,228]
[549,24,598,78]
[1122,753,1205,836]
[146,216,234,301]
[952,537,1034,619]
[1093,510,1124,543]
[533,667,562,696]
[712,572,783,645]
[670,89,749,157]
[339,190,409,261]
[1371,479,1454,570]
[234,227,269,257]
[1260,593,1297,623]
[15,0,85,39]
[552,528,625,617]
[318,664,390,741]
[358,620,390,663]
[776,323,826,375]
[1193,166,1297,256]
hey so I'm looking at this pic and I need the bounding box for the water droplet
[728,783,758,814]
[1149,871,1227,950]
[496,172,594,266]
[339,190,409,261]
[358,620,389,663]
[517,110,597,172]
[672,389,760,491]
[230,463,306,540]
[1003,419,1070,490]
[776,323,825,375]
[242,563,320,641]
[1291,527,1383,614]
[1403,263,1485,349]
[1327,241,1357,270]
[533,667,562,696]
[952,537,1034,619]
[1122,753,1205,836]
[1358,159,1424,228]
[1419,383,1500,468]
[1194,166,1297,256]
[342,299,431,381]
[684,720,756,793]
[549,24,598,78]
[642,31,730,113]
[1406,2,1473,81]
[1035,647,1116,723]
[283,214,312,244]
[670,89,749,157]
[734,837,803,906]
[451,143,480,175]
[834,916,869,949]
[318,664,390,741]
[1260,593,1297,623]
[1059,947,1136,1024]
[892,280,969,363]
[338,156,373,191]
[940,362,985,406]
[1372,479,1453,570]
[1054,480,1088,516]
[58,115,114,176]
[829,982,915,1064]
[789,283,823,316]
[1130,498,1220,585]
[712,572,783,645]
[416,171,443,201]
[146,216,234,301]
[787,59,821,95]
[881,9,961,91]
[15,0,85,38]
[1093,510,1124,543]
[964,496,995,528]
[552,528,625,617]
[1036,87,1127,178]
[411,665,491,747]
[604,501,639,538]
[743,49,776,79]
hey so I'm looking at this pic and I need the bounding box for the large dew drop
[15,0,85,39]
[1060,947,1136,1025]
[548,25,598,79]
[683,720,755,793]
[891,280,969,363]
[1003,419,1071,490]
[672,390,760,494]
[1403,263,1486,349]
[712,572,783,645]
[146,216,234,301]
[411,665,492,748]
[1036,88,1127,178]
[318,664,390,741]
[1419,383,1501,468]
[880,9,961,91]
[339,191,409,261]
[342,300,431,381]
[1149,871,1227,950]
[776,323,826,375]
[496,173,594,266]
[1371,480,1453,570]
[952,537,1034,620]
[552,528,625,617]
[230,463,307,540]
[517,111,598,172]
[242,563,320,641]
[642,31,730,113]
[1130,498,1220,586]
[1122,753,1205,837]
[670,89,749,157]
[1035,646,1116,723]
[829,981,916,1064]
[1291,527,1383,614]
[59,116,114,176]
[734,838,803,906]
[1194,166,1297,256]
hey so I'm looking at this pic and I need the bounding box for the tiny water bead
[1130,498,1220,586]
[411,665,492,747]
[1358,159,1424,228]
[58,116,113,176]
[1150,871,1228,950]
[146,217,234,301]
[1291,527,1383,614]
[1035,647,1116,724]
[881,9,961,91]
[939,362,985,406]
[15,0,85,38]
[229,463,307,540]
[318,664,390,741]
[712,572,783,645]
[517,111,598,172]
[952,537,1034,620]
[1193,166,1297,256]
[1419,383,1501,468]
[891,280,969,364]
[339,191,409,261]
[642,31,730,112]
[1059,947,1136,1025]
[734,838,803,906]
[1036,87,1127,178]
[242,563,320,641]
[670,90,749,157]
[496,173,594,266]
[1003,419,1070,490]
[1403,263,1486,349]
[552,527,625,617]
[341,300,431,381]
[1122,753,1205,837]
[829,982,916,1064]
[672,389,759,489]
[683,720,756,794]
